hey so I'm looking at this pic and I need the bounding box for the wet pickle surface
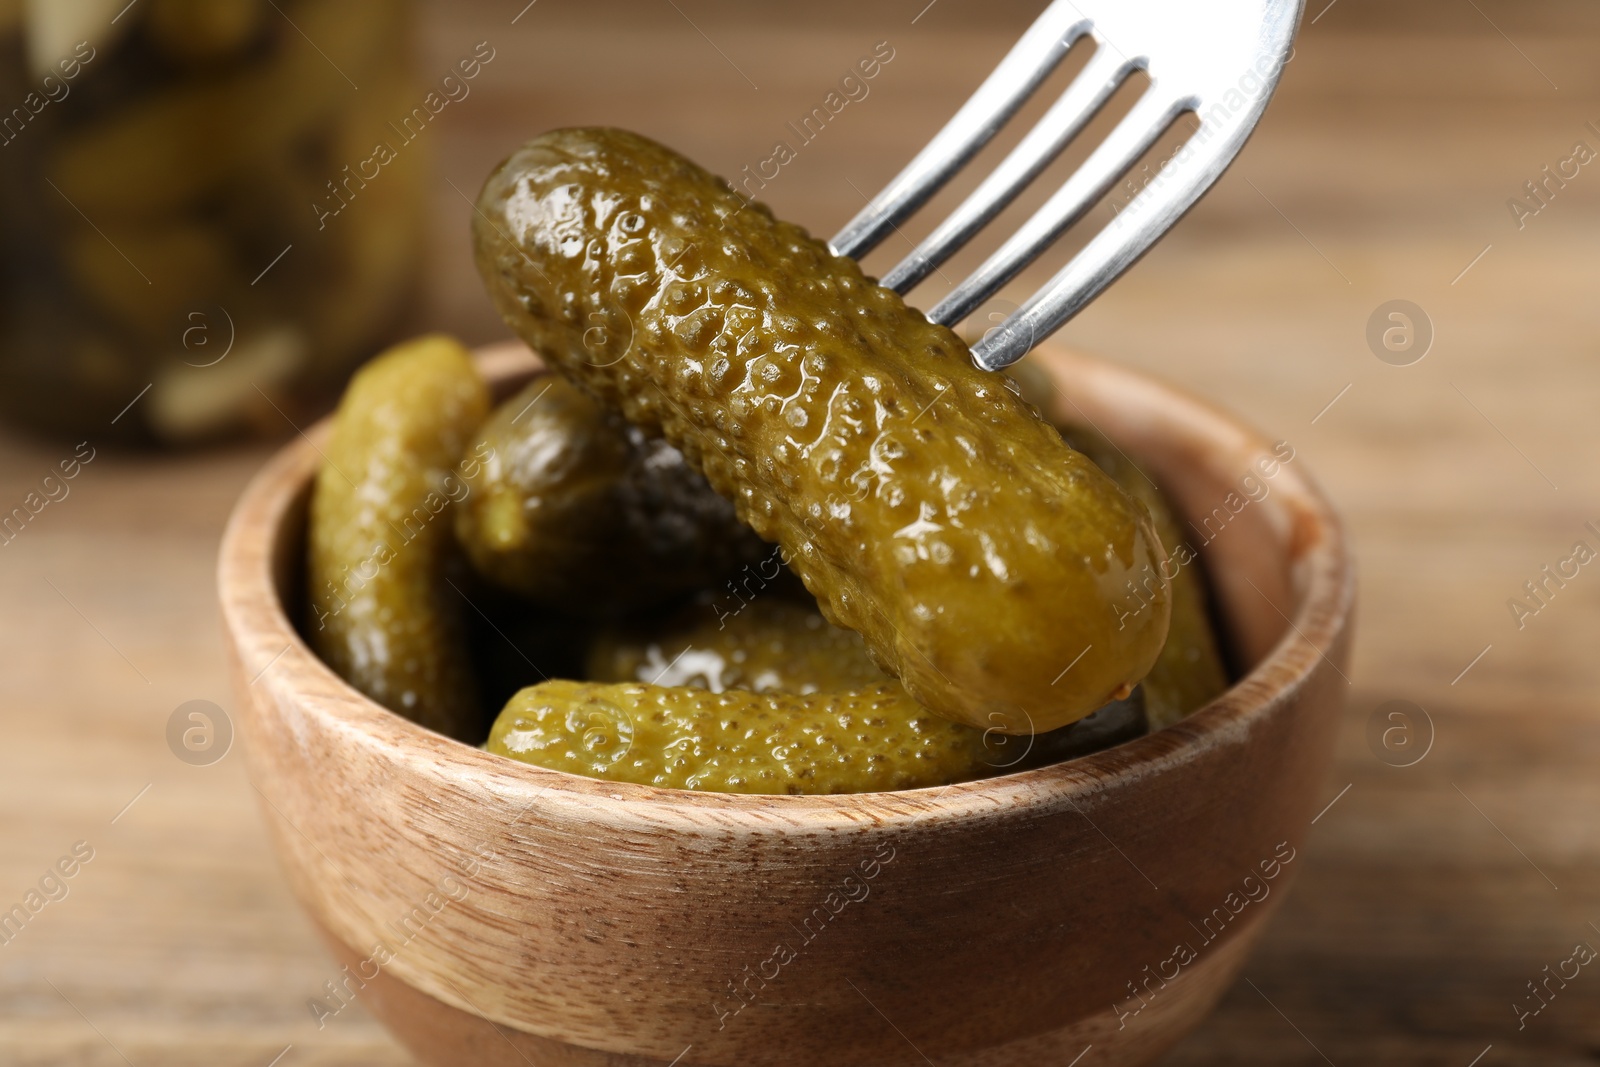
[473,127,1170,733]
[1057,422,1230,730]
[454,374,768,617]
[487,680,998,794]
[587,597,889,693]
[487,597,1146,793]
[307,335,488,740]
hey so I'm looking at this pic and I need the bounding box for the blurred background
[2,0,1598,1062]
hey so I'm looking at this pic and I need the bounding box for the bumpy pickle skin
[307,335,489,740]
[1141,606,1230,731]
[488,680,998,794]
[454,374,768,617]
[1002,358,1231,729]
[495,598,1147,793]
[566,601,1152,793]
[472,127,1170,733]
[1056,417,1230,730]
[588,597,893,693]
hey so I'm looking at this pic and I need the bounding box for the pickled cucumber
[588,601,896,694]
[454,375,768,616]
[1066,429,1228,730]
[3,0,421,442]
[1142,609,1230,730]
[483,597,1148,793]
[47,1,394,221]
[473,127,1170,733]
[587,597,890,693]
[1006,359,1231,729]
[307,334,489,739]
[488,680,1007,794]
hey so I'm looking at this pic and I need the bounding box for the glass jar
[0,0,425,443]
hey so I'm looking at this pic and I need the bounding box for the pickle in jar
[3,0,422,442]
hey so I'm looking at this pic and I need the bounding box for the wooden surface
[2,0,1599,1063]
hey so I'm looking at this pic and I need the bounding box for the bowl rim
[218,339,1354,823]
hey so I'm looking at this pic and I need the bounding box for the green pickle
[1063,428,1229,729]
[488,680,994,795]
[588,598,892,693]
[491,598,1144,793]
[1005,357,1230,729]
[299,126,1233,795]
[455,375,768,616]
[472,127,1170,734]
[307,335,489,740]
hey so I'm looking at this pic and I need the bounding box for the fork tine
[970,131,1239,371]
[926,89,1189,329]
[880,45,1138,295]
[828,0,1093,261]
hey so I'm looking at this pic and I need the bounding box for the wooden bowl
[218,340,1353,1066]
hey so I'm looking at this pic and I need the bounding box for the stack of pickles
[0,0,423,442]
[303,128,1236,795]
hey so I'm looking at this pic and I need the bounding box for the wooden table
[3,1,1598,1063]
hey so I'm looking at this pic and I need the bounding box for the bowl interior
[259,341,1336,786]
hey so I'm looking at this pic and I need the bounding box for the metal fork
[830,0,1303,371]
